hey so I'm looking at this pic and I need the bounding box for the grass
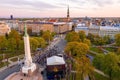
[10,56,24,62]
[10,58,18,62]
[0,61,10,68]
[87,51,96,57]
[104,47,117,52]
[0,51,24,59]
[90,47,103,53]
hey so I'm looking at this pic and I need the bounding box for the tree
[117,48,120,55]
[42,31,52,43]
[93,53,120,80]
[51,32,56,37]
[8,30,21,50]
[103,53,120,80]
[83,39,91,46]
[39,30,43,36]
[115,33,120,46]
[19,40,24,51]
[103,35,111,44]
[27,28,32,36]
[65,42,89,57]
[30,37,39,51]
[65,41,80,56]
[78,31,86,42]
[65,31,79,42]
[93,54,105,70]
[5,33,9,39]
[73,42,89,57]
[7,38,16,52]
[34,37,46,48]
[87,33,95,42]
[65,42,94,80]
[0,36,7,53]
[75,56,94,80]
[93,35,105,45]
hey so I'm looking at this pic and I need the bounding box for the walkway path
[94,69,109,78]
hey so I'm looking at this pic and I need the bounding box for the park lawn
[0,61,9,68]
[90,47,103,53]
[104,47,117,52]
[10,56,24,62]
[10,57,18,62]
[87,51,96,57]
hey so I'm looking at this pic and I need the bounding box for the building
[88,25,100,35]
[54,22,69,34]
[5,20,19,30]
[0,21,11,35]
[75,23,89,35]
[99,26,120,39]
[18,22,54,34]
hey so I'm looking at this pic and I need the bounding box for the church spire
[67,0,70,22]
[67,5,70,19]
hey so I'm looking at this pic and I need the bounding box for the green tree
[93,54,105,70]
[65,42,89,57]
[7,38,16,52]
[103,35,111,44]
[42,31,52,43]
[27,28,32,36]
[73,42,89,57]
[103,53,120,80]
[8,30,21,50]
[34,37,46,48]
[51,32,56,37]
[39,30,43,36]
[30,37,39,51]
[117,48,120,55]
[115,33,120,46]
[93,53,120,80]
[0,36,7,53]
[78,31,86,42]
[19,40,24,51]
[83,39,91,46]
[75,56,94,80]
[87,33,95,42]
[65,41,80,56]
[93,35,105,45]
[65,41,94,80]
[65,31,79,42]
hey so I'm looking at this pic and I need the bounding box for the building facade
[75,23,89,35]
[99,26,120,39]
[88,25,100,35]
[18,22,54,33]
[0,22,11,35]
[54,22,69,34]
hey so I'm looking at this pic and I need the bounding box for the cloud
[91,0,113,7]
[70,0,114,7]
[0,0,59,10]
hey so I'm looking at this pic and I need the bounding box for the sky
[0,0,120,18]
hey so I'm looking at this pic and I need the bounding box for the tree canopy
[65,31,79,42]
[93,53,120,80]
[65,42,89,57]
[115,33,120,46]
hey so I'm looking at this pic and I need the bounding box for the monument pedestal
[22,63,36,74]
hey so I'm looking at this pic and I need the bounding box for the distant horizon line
[0,16,120,19]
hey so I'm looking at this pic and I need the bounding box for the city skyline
[0,0,120,18]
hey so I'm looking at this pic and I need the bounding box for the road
[0,65,20,80]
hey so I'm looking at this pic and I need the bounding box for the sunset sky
[0,0,120,18]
